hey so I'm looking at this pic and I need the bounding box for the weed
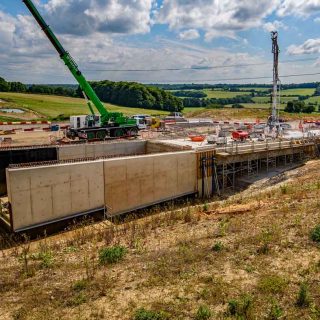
[212,242,224,252]
[70,292,87,306]
[72,279,88,292]
[227,294,253,318]
[18,235,33,277]
[296,282,311,308]
[310,225,320,243]
[280,184,289,195]
[216,219,230,237]
[203,202,209,213]
[268,301,283,320]
[258,275,288,295]
[195,305,212,320]
[133,308,170,320]
[99,245,127,265]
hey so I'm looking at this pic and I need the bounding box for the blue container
[51,125,60,132]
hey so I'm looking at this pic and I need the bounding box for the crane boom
[22,0,109,121]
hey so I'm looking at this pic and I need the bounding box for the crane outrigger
[22,0,139,140]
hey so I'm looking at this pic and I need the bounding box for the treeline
[0,76,77,97]
[182,95,254,108]
[88,80,183,112]
[151,82,320,91]
[172,90,207,98]
[285,101,317,114]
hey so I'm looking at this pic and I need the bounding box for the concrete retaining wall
[6,151,197,231]
[104,151,197,215]
[58,140,146,160]
[7,161,105,231]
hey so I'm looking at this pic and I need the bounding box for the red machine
[232,130,249,141]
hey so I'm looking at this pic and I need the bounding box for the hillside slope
[1,161,320,319]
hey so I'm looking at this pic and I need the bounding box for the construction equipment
[268,31,281,131]
[22,0,138,141]
[232,130,249,142]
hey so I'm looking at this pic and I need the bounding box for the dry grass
[1,161,320,319]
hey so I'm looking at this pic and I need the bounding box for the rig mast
[269,31,281,129]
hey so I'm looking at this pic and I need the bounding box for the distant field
[239,87,271,92]
[281,88,315,96]
[0,92,169,119]
[203,89,250,99]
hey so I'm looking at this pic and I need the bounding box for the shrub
[196,305,212,320]
[311,225,320,243]
[212,242,224,252]
[133,308,170,320]
[227,294,253,318]
[72,279,88,292]
[258,275,287,295]
[99,245,127,265]
[296,282,310,308]
[268,301,283,320]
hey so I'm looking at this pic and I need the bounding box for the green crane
[22,0,138,140]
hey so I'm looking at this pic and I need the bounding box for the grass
[281,88,316,96]
[0,92,169,119]
[203,89,250,99]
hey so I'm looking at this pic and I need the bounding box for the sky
[1,0,320,84]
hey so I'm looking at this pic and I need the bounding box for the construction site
[1,7,320,234]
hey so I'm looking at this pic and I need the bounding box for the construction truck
[23,0,138,141]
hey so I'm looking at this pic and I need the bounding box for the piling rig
[22,0,139,141]
[268,31,281,131]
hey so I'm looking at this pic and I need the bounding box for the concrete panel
[58,141,146,161]
[7,161,104,231]
[104,151,197,216]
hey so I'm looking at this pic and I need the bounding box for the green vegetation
[195,305,212,320]
[212,242,224,252]
[296,283,311,308]
[0,92,169,120]
[227,295,253,318]
[285,100,315,113]
[90,80,183,112]
[258,275,288,295]
[310,225,320,243]
[133,308,170,320]
[98,245,127,265]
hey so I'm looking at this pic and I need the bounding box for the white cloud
[277,0,320,17]
[44,0,155,35]
[287,38,320,55]
[179,29,200,40]
[157,0,280,41]
[314,17,320,23]
[263,20,287,32]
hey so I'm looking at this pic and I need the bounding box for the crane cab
[70,115,101,130]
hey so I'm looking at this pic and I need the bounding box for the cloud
[44,0,155,35]
[263,20,287,32]
[157,0,280,41]
[277,0,320,17]
[287,38,320,55]
[314,17,320,23]
[178,29,200,40]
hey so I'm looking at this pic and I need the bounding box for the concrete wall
[7,161,105,231]
[58,140,146,160]
[104,151,197,215]
[6,151,197,231]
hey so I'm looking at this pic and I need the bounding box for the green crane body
[22,0,136,132]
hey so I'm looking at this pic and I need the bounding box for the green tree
[0,77,10,92]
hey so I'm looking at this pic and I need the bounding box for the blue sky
[1,0,320,84]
